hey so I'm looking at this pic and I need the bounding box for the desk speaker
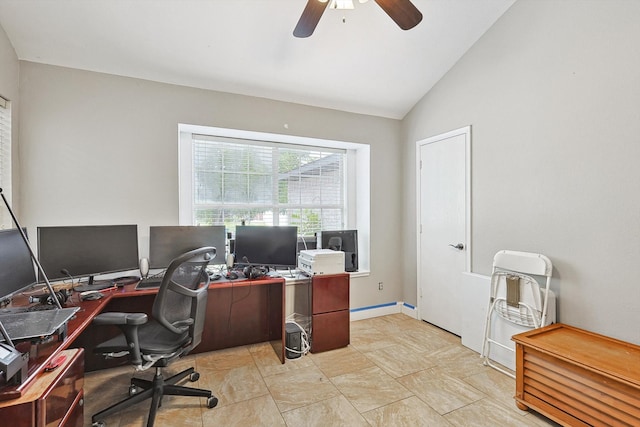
[139,258,149,278]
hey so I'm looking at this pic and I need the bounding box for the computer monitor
[149,225,226,268]
[233,226,298,269]
[0,228,36,303]
[319,229,358,272]
[37,225,139,285]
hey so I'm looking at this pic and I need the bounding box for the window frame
[0,96,11,229]
[178,124,370,273]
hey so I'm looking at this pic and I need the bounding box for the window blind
[0,96,11,229]
[191,135,346,236]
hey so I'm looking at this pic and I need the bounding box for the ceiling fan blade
[374,0,423,30]
[294,0,330,38]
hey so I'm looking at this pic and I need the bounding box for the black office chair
[91,246,218,427]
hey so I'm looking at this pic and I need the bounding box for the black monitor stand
[73,275,115,292]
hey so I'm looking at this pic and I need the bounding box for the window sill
[349,270,369,278]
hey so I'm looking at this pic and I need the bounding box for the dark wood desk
[75,277,286,371]
[0,276,285,400]
[0,348,84,427]
[0,294,104,402]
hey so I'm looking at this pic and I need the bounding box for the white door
[417,127,470,336]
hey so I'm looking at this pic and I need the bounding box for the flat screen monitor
[319,229,358,272]
[149,225,226,268]
[0,228,36,302]
[234,226,298,269]
[37,225,139,284]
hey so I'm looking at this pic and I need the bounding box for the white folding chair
[481,250,553,377]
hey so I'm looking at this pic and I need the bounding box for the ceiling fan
[293,0,423,38]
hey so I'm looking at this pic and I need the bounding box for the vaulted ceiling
[0,0,515,119]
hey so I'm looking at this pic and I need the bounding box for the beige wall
[402,0,640,344]
[17,62,403,310]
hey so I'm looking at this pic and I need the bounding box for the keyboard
[135,274,165,289]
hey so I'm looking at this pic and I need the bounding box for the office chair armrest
[93,312,147,366]
[93,312,148,326]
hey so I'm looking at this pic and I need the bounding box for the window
[0,96,11,229]
[189,134,345,235]
[179,124,371,273]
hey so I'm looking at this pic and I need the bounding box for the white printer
[298,249,345,275]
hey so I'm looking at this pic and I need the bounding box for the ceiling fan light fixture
[294,0,421,38]
[329,0,355,10]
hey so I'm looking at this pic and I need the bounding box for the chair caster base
[207,396,218,408]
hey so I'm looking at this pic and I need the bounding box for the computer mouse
[209,273,221,281]
[226,272,238,280]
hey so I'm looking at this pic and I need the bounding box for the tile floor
[84,314,558,426]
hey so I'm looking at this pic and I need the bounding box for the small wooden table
[513,323,640,426]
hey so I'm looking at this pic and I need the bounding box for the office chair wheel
[207,396,219,408]
[189,371,200,382]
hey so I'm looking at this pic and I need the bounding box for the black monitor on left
[0,228,36,303]
[37,224,139,288]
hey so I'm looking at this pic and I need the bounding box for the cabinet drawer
[60,389,84,427]
[38,349,84,427]
[0,349,84,427]
[311,310,350,353]
[312,274,349,313]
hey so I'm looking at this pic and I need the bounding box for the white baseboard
[350,302,417,321]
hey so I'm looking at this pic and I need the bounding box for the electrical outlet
[378,282,383,290]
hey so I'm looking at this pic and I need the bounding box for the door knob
[449,243,464,250]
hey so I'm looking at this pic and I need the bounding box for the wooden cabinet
[513,323,640,426]
[0,348,84,427]
[311,273,349,353]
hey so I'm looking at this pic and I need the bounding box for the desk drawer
[0,349,84,427]
[311,310,350,353]
[38,349,84,427]
[312,274,349,314]
[59,389,84,427]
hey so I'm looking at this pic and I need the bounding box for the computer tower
[285,323,302,359]
[319,230,358,272]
